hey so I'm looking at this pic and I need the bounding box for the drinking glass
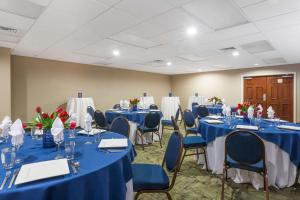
[54,139,64,160]
[85,127,92,145]
[1,148,16,170]
[232,112,236,119]
[12,141,23,164]
[69,129,76,139]
[31,127,36,140]
[65,141,75,160]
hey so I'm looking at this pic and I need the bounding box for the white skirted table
[140,96,155,109]
[188,95,206,110]
[160,96,180,120]
[67,97,95,128]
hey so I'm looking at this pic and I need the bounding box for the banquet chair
[113,104,121,109]
[191,102,199,107]
[110,116,130,138]
[161,108,180,137]
[182,109,198,135]
[149,104,158,109]
[197,106,209,119]
[136,112,161,150]
[132,131,183,200]
[94,110,108,130]
[221,130,269,200]
[86,106,95,119]
[176,112,208,171]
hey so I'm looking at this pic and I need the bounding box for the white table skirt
[161,97,180,120]
[126,179,134,200]
[188,96,206,110]
[67,97,95,128]
[140,96,155,109]
[197,136,298,189]
[128,121,162,145]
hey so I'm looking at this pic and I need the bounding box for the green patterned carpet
[133,127,300,200]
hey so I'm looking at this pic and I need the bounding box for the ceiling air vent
[0,26,17,34]
[217,46,236,53]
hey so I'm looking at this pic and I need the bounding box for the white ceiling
[0,0,300,74]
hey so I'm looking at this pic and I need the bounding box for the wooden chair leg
[158,132,162,148]
[166,192,172,200]
[221,167,226,200]
[264,173,269,200]
[294,165,300,186]
[134,192,141,200]
[179,149,187,169]
[141,132,145,150]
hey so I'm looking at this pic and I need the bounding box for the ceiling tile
[0,10,35,30]
[241,40,275,54]
[233,0,265,8]
[95,0,121,7]
[0,33,19,43]
[115,0,172,20]
[109,33,159,48]
[183,0,248,30]
[263,57,287,64]
[242,0,300,21]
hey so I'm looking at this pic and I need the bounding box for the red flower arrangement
[236,102,253,115]
[24,106,71,130]
[129,98,140,106]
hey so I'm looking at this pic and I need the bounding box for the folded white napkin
[51,117,64,143]
[120,100,124,108]
[0,116,12,138]
[9,119,24,146]
[222,104,227,116]
[267,106,275,119]
[226,106,231,117]
[84,113,93,132]
[124,100,129,108]
[247,106,254,119]
[257,104,263,117]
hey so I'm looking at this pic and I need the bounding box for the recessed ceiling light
[112,50,120,56]
[186,26,197,36]
[166,62,172,66]
[232,51,240,57]
[254,63,259,66]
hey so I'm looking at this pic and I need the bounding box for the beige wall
[172,64,300,122]
[11,56,171,121]
[0,48,11,119]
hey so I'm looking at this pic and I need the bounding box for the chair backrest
[162,131,183,189]
[197,106,209,119]
[87,106,95,119]
[110,117,130,137]
[191,102,199,107]
[183,109,195,128]
[144,112,161,129]
[225,130,266,167]
[94,110,106,128]
[113,104,121,109]
[171,116,179,131]
[149,104,158,109]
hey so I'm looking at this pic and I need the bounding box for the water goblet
[1,148,16,170]
[65,141,75,160]
[84,127,93,145]
[54,138,64,160]
[12,141,23,164]
[232,112,236,119]
[31,127,36,140]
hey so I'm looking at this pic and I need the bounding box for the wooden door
[244,74,294,122]
[244,76,267,116]
[266,75,293,122]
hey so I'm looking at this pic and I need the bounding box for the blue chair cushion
[138,125,158,133]
[226,156,264,172]
[161,120,173,126]
[132,164,169,191]
[183,136,206,148]
[187,127,198,133]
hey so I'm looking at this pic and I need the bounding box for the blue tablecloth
[198,118,300,166]
[0,131,135,200]
[105,109,163,125]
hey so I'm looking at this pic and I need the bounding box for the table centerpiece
[208,96,222,106]
[129,98,140,111]
[236,102,254,123]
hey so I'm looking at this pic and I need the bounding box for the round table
[105,109,163,144]
[67,97,95,128]
[198,118,300,189]
[0,132,135,200]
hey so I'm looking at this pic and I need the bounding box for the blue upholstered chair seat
[187,127,198,133]
[226,156,263,172]
[138,126,158,133]
[161,120,173,126]
[132,164,169,191]
[183,136,206,148]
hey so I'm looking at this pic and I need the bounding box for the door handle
[263,94,266,101]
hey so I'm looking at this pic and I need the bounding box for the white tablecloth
[188,96,206,110]
[160,96,180,120]
[140,96,155,109]
[128,121,162,145]
[67,97,95,128]
[197,136,298,189]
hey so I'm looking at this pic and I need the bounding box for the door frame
[241,72,297,122]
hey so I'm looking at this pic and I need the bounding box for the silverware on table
[0,171,11,190]
[73,161,80,172]
[8,169,19,189]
